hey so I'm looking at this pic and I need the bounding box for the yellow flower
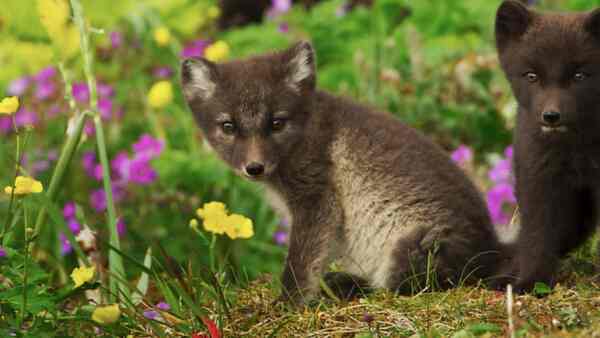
[37,0,80,59]
[0,97,19,115]
[147,81,173,109]
[153,26,171,46]
[207,6,221,20]
[91,304,121,325]
[4,176,44,196]
[195,202,254,239]
[204,41,229,62]
[37,0,69,36]
[196,202,228,235]
[70,265,95,288]
[223,213,254,239]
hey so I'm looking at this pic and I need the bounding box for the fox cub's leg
[387,225,498,293]
[513,174,582,293]
[322,272,372,301]
[279,206,339,306]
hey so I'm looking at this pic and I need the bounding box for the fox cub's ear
[181,58,217,102]
[585,8,600,39]
[495,0,533,51]
[283,41,316,93]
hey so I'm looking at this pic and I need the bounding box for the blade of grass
[70,0,129,301]
[132,247,153,305]
[32,111,91,240]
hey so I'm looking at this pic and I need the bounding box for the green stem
[20,202,30,329]
[70,0,129,301]
[1,116,21,242]
[33,112,90,238]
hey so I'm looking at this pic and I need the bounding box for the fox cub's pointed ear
[495,1,533,51]
[283,41,316,93]
[181,58,217,102]
[585,8,600,39]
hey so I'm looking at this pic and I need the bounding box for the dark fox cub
[495,1,600,292]
[181,42,505,304]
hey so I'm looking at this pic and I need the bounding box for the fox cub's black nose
[245,162,265,177]
[542,111,561,125]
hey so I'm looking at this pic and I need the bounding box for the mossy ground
[208,256,600,337]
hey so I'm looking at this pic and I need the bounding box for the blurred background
[2,0,600,286]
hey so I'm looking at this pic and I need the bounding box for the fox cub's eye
[524,72,539,83]
[221,122,236,135]
[271,118,287,132]
[574,72,587,82]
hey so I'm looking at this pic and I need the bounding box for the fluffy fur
[182,42,507,304]
[495,0,600,292]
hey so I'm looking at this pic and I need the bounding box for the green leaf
[533,282,553,297]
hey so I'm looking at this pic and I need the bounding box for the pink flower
[267,0,291,18]
[132,134,164,160]
[117,217,126,237]
[35,81,56,100]
[487,183,516,225]
[72,83,90,103]
[8,76,32,96]
[450,145,473,167]
[180,39,210,58]
[63,201,76,219]
[110,31,123,49]
[34,67,57,82]
[128,157,157,184]
[60,233,73,255]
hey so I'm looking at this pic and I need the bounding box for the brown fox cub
[495,1,600,292]
[181,42,505,304]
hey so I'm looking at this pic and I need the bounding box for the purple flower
[180,39,209,58]
[278,22,289,33]
[63,202,76,219]
[129,157,158,184]
[84,121,95,136]
[450,145,473,167]
[34,66,57,82]
[143,310,159,320]
[72,83,90,103]
[60,233,73,255]
[31,160,50,175]
[98,98,113,120]
[7,76,32,96]
[0,117,12,134]
[0,247,6,258]
[133,134,164,160]
[117,217,126,237]
[504,146,514,159]
[111,151,131,181]
[35,81,56,100]
[487,183,517,225]
[90,185,126,212]
[110,31,123,49]
[267,0,291,18]
[15,109,38,127]
[68,219,81,235]
[97,83,115,98]
[156,302,170,311]
[488,159,512,184]
[93,164,104,181]
[47,149,59,162]
[273,230,288,245]
[153,66,174,79]
[82,151,96,176]
[90,189,107,212]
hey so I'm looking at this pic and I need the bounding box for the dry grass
[211,271,600,338]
